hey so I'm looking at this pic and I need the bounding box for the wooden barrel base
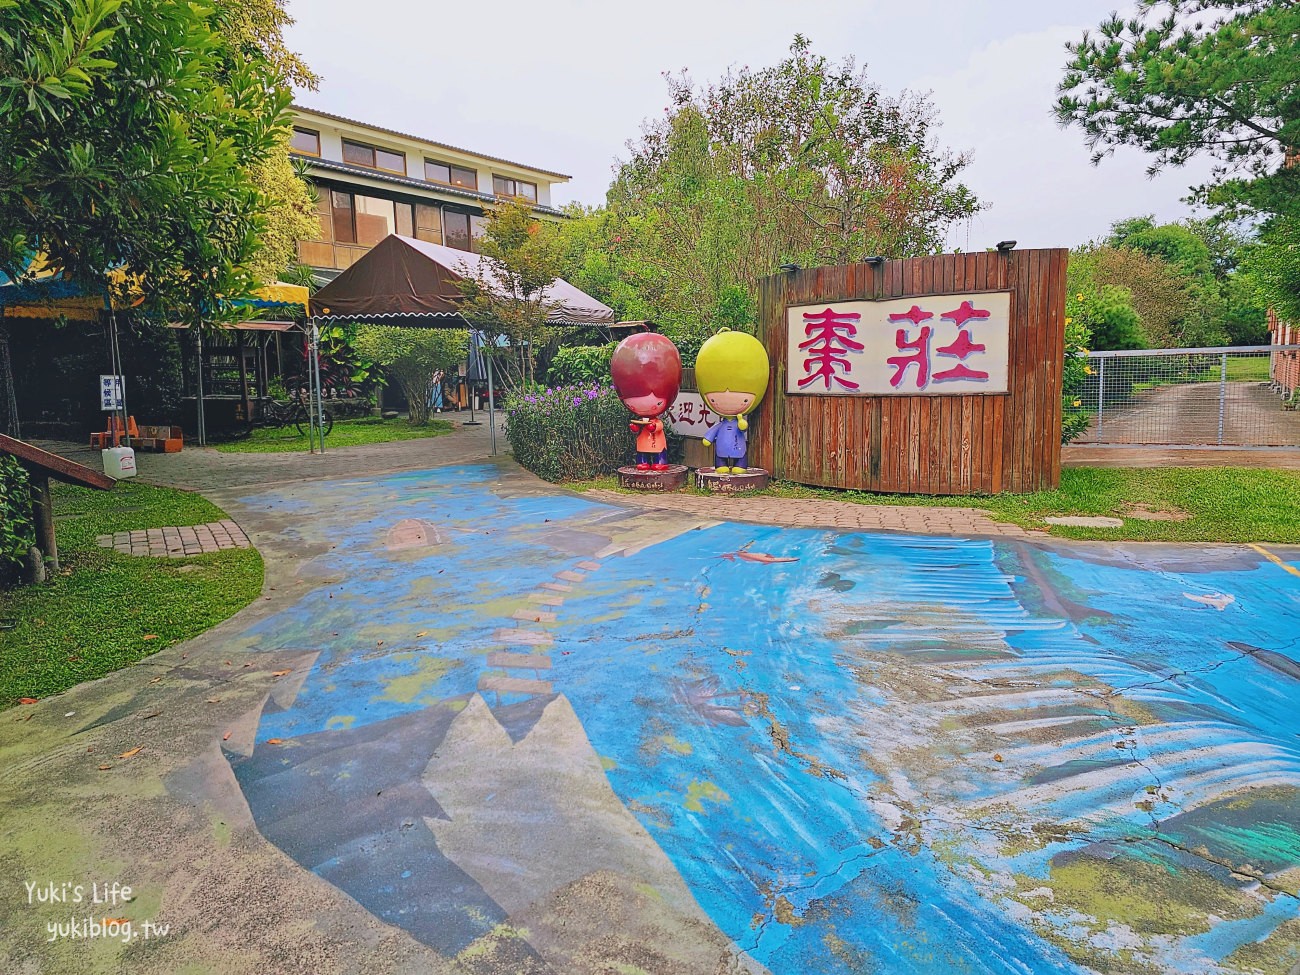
[617,465,689,491]
[695,468,771,492]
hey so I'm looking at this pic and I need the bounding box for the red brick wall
[1270,309,1299,394]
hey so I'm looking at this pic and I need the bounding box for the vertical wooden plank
[1029,249,1048,491]
[885,257,904,491]
[908,257,925,493]
[1040,245,1060,486]
[936,254,956,495]
[1032,248,1051,490]
[1019,249,1040,491]
[981,251,1006,494]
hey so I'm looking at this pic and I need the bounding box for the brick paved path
[584,489,1042,539]
[96,519,251,557]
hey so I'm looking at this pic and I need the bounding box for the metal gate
[1074,345,1300,447]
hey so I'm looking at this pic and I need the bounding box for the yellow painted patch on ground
[1045,854,1257,938]
[659,735,693,756]
[683,779,730,813]
[325,715,356,730]
[372,654,457,705]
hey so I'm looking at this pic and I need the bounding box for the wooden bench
[134,424,183,453]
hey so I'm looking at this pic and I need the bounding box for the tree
[220,0,321,284]
[1066,258,1146,352]
[353,326,467,426]
[1056,0,1300,220]
[0,0,298,321]
[1242,217,1300,324]
[581,36,980,356]
[1076,244,1204,347]
[456,198,567,389]
[1104,215,1267,344]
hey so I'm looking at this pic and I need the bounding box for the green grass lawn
[215,416,454,453]
[1190,355,1273,383]
[574,467,1300,544]
[0,480,263,708]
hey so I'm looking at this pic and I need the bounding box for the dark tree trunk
[0,327,19,438]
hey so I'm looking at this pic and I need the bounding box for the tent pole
[311,319,326,455]
[305,321,317,453]
[485,334,497,456]
[195,329,206,446]
[107,306,130,448]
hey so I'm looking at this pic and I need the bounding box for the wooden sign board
[751,250,1067,495]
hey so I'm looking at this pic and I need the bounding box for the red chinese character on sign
[933,302,991,383]
[798,308,863,390]
[941,300,990,328]
[887,326,932,388]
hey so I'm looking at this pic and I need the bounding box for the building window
[470,214,487,251]
[342,139,406,175]
[415,203,442,244]
[396,202,414,238]
[291,127,320,155]
[354,195,396,247]
[425,159,477,190]
[443,210,471,251]
[331,190,355,243]
[492,176,537,202]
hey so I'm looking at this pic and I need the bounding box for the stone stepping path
[96,520,250,558]
[477,552,623,704]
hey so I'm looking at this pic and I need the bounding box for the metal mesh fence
[1073,345,1300,447]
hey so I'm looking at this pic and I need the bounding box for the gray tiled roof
[292,104,571,180]
[296,154,568,218]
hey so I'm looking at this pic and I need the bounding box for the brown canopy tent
[308,235,615,453]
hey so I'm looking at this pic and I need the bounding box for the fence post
[1096,356,1105,440]
[1218,352,1227,445]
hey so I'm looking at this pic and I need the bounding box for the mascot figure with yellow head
[696,328,770,474]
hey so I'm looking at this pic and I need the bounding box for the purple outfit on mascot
[707,417,747,470]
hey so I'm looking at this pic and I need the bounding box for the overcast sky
[283,0,1218,251]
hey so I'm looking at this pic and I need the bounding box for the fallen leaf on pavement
[265,738,284,745]
[270,670,291,678]
[117,747,142,759]
[147,676,162,684]
[18,697,38,704]
[993,753,1004,762]
[415,631,428,638]
[222,731,231,741]
[140,710,161,720]
[98,764,113,771]
[205,698,221,704]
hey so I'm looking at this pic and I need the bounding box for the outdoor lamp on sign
[862,256,885,266]
[778,263,801,273]
[996,240,1017,253]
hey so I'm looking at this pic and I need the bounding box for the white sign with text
[99,375,125,411]
[786,292,1011,395]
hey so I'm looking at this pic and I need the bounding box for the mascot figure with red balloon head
[610,331,684,482]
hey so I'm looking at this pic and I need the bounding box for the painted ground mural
[221,465,1300,974]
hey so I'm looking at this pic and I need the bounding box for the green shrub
[1061,309,1093,444]
[545,342,618,386]
[0,455,35,586]
[505,383,632,482]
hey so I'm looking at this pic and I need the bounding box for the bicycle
[244,396,333,438]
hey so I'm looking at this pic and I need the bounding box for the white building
[289,106,570,277]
